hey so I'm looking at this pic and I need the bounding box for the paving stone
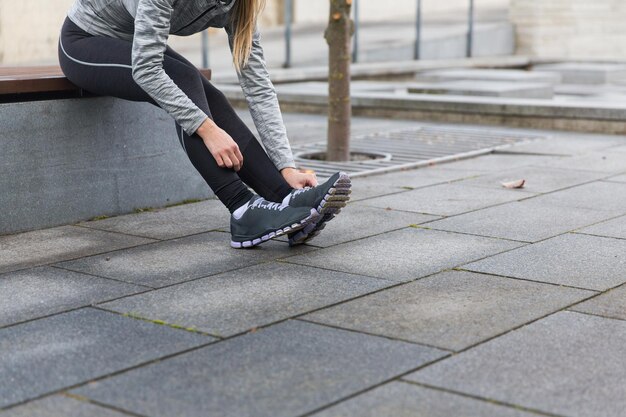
[56,232,314,288]
[408,80,554,99]
[464,233,626,291]
[570,284,626,320]
[99,262,390,337]
[406,311,626,417]
[1,395,130,417]
[350,167,484,202]
[503,134,626,156]
[361,183,533,216]
[72,320,446,417]
[537,181,626,213]
[303,270,593,351]
[311,381,536,417]
[457,166,607,194]
[543,151,626,174]
[0,308,210,408]
[606,173,626,183]
[0,267,146,327]
[291,204,438,247]
[428,197,621,242]
[285,228,521,282]
[80,199,230,240]
[0,226,153,274]
[435,153,564,172]
[576,215,626,240]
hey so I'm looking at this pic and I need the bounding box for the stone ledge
[220,85,626,134]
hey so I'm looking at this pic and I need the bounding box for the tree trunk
[324,0,353,161]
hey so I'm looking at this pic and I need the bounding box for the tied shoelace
[291,187,313,198]
[251,198,287,211]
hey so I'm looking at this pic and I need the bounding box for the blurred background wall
[509,0,626,60]
[2,0,626,66]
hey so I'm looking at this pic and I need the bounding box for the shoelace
[251,198,287,211]
[291,186,312,198]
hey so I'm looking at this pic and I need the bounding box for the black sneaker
[283,172,351,246]
[230,195,319,249]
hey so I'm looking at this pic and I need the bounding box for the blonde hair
[230,0,266,73]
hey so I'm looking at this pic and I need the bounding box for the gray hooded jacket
[67,0,295,170]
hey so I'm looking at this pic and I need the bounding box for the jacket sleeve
[225,22,296,171]
[132,0,208,135]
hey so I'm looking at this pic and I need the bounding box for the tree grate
[292,126,546,179]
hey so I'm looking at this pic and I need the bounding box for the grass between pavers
[86,198,211,222]
[119,311,219,338]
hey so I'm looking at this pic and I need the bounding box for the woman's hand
[281,167,318,189]
[196,118,243,171]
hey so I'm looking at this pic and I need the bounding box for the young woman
[58,0,351,248]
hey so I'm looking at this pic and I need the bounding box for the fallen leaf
[501,179,526,189]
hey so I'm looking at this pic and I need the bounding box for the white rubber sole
[288,172,352,246]
[230,208,320,249]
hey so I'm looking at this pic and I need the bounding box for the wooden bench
[0,66,212,102]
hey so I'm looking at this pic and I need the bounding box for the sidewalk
[1,114,625,417]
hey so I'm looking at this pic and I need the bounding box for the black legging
[58,17,293,213]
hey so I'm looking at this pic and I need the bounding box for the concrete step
[532,63,626,85]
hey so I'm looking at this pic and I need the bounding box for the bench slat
[0,66,212,96]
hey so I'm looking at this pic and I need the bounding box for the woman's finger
[221,153,234,169]
[234,146,244,168]
[213,153,225,168]
[229,150,242,171]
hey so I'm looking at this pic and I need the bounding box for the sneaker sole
[231,208,320,249]
[288,172,351,246]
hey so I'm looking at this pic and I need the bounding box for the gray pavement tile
[0,267,146,328]
[79,199,230,240]
[311,381,537,417]
[0,226,153,275]
[290,203,438,248]
[464,233,626,291]
[576,215,626,240]
[606,173,626,183]
[428,198,621,242]
[284,228,521,282]
[303,270,593,351]
[570,284,626,320]
[72,320,446,417]
[361,183,533,216]
[456,166,608,194]
[350,167,483,202]
[541,150,626,173]
[504,135,626,156]
[56,232,314,288]
[99,262,390,337]
[0,308,210,408]
[1,395,130,417]
[406,311,626,417]
[435,153,564,172]
[537,181,626,213]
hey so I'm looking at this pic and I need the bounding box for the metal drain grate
[292,126,546,179]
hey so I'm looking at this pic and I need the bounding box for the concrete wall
[0,0,73,65]
[0,98,211,235]
[293,0,509,24]
[510,0,626,59]
[0,0,510,65]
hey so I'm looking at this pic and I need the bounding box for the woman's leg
[58,17,253,213]
[164,48,294,203]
